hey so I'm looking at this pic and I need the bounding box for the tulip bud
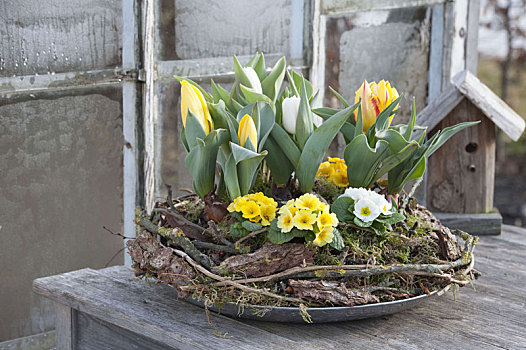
[354,80,398,133]
[282,96,301,134]
[242,67,263,94]
[180,80,213,134]
[238,114,258,150]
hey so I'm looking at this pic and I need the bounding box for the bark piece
[288,280,379,307]
[435,225,462,261]
[216,242,315,277]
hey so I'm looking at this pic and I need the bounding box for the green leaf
[242,221,263,232]
[222,152,241,199]
[185,129,229,198]
[229,222,250,238]
[376,212,405,225]
[263,134,294,184]
[331,196,354,222]
[211,80,230,104]
[291,70,313,99]
[374,95,403,132]
[340,123,357,143]
[354,216,372,227]
[246,52,259,68]
[370,141,420,186]
[230,211,243,222]
[240,84,274,105]
[329,229,344,250]
[295,79,314,150]
[296,103,359,193]
[208,100,230,130]
[403,97,416,140]
[233,55,253,88]
[184,111,207,149]
[231,143,267,195]
[343,134,389,188]
[269,124,301,168]
[266,220,294,244]
[370,221,387,235]
[312,107,339,121]
[354,105,363,137]
[261,57,286,102]
[254,102,275,153]
[329,86,350,108]
[254,53,267,81]
[286,70,300,96]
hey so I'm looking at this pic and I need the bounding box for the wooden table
[33,225,526,349]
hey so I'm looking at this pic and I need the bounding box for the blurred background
[0,0,524,348]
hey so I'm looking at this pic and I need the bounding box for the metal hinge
[114,68,146,83]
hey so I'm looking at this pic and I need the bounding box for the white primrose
[353,198,381,222]
[340,187,370,201]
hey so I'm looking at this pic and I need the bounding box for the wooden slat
[321,0,446,15]
[434,212,502,235]
[33,269,302,350]
[415,83,464,134]
[453,71,526,141]
[54,303,76,350]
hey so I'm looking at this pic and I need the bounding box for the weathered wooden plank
[453,71,526,141]
[435,212,502,235]
[415,84,464,134]
[465,0,480,73]
[33,268,303,350]
[321,0,446,15]
[54,303,76,350]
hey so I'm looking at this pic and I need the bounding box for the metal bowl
[184,287,447,323]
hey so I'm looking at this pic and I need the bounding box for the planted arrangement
[128,53,479,321]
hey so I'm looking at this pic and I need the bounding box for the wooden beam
[453,71,526,141]
[434,211,502,235]
[321,0,446,16]
[415,84,464,135]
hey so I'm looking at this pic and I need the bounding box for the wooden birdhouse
[417,71,526,235]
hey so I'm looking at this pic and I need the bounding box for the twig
[234,228,268,247]
[104,247,125,267]
[165,184,176,211]
[170,247,303,304]
[193,241,240,254]
[135,210,217,269]
[102,226,135,239]
[400,176,423,212]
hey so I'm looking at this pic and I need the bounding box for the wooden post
[54,303,77,349]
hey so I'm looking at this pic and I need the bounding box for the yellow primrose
[240,200,261,219]
[312,226,335,247]
[293,210,317,230]
[278,199,295,214]
[260,205,277,226]
[277,211,294,233]
[296,193,322,212]
[180,80,213,134]
[354,80,399,133]
[317,212,339,230]
[329,170,349,187]
[316,162,335,178]
[238,114,258,150]
[328,157,345,164]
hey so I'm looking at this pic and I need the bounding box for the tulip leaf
[313,107,339,120]
[344,134,389,188]
[240,84,274,105]
[374,95,403,132]
[403,97,417,141]
[375,129,413,154]
[185,129,228,198]
[211,80,230,105]
[329,86,350,108]
[231,142,268,195]
[369,141,420,186]
[184,111,207,149]
[291,70,313,99]
[295,79,314,150]
[263,134,294,184]
[254,54,267,81]
[269,124,301,168]
[286,70,300,97]
[222,152,241,199]
[208,100,230,130]
[261,56,286,102]
[254,102,275,152]
[246,52,259,68]
[341,123,356,143]
[233,55,253,88]
[354,105,363,138]
[296,103,358,193]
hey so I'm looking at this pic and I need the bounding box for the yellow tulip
[354,80,399,133]
[238,114,258,150]
[180,80,213,134]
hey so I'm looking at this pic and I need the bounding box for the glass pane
[324,7,431,123]
[159,0,294,60]
[0,0,122,77]
[0,87,124,340]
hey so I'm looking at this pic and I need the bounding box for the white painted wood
[310,0,326,106]
[449,0,468,79]
[289,0,305,60]
[465,0,481,73]
[453,71,526,141]
[427,4,445,102]
[321,0,446,15]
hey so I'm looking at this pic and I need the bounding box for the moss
[312,178,345,203]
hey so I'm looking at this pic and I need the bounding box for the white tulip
[242,67,262,94]
[353,198,380,222]
[282,96,301,134]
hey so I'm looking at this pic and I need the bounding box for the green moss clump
[312,178,345,203]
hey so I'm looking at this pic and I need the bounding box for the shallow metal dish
[184,287,446,323]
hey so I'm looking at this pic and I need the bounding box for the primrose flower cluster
[340,187,393,222]
[316,157,349,187]
[227,193,278,226]
[277,194,339,247]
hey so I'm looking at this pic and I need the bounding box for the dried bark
[215,242,315,277]
[288,280,379,307]
[126,231,196,292]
